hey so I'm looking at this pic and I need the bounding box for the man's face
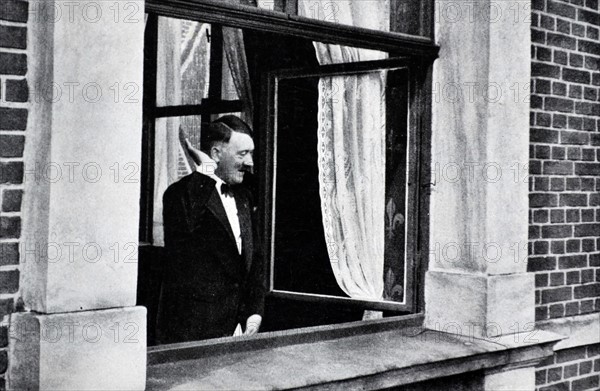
[213,131,254,185]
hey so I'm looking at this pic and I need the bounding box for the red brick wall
[529,0,600,322]
[530,0,600,390]
[0,0,28,388]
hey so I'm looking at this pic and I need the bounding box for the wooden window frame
[265,58,429,312]
[145,0,438,56]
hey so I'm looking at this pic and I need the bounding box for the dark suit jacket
[156,172,265,344]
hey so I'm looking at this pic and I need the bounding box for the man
[156,115,265,344]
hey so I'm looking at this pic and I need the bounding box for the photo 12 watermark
[30,81,140,104]
[19,240,139,265]
[18,161,140,184]
[7,320,141,347]
[429,240,529,265]
[431,161,530,185]
[434,1,532,25]
[26,1,142,24]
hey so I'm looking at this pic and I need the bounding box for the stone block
[431,0,530,277]
[484,367,535,391]
[7,307,146,390]
[424,271,534,338]
[487,274,535,332]
[21,0,145,313]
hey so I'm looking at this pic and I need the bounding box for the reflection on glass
[298,0,390,33]
[260,1,431,38]
[156,17,211,106]
[273,67,410,305]
[155,17,241,107]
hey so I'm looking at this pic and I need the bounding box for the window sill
[146,315,563,390]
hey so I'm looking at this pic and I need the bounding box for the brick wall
[536,344,600,390]
[529,0,600,390]
[0,0,28,388]
[529,0,600,322]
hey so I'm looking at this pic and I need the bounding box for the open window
[138,0,437,344]
[266,58,423,316]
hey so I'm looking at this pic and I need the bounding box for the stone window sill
[146,314,563,390]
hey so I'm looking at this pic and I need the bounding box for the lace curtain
[153,17,183,246]
[299,1,390,318]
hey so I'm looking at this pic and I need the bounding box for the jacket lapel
[187,172,237,252]
[206,190,238,249]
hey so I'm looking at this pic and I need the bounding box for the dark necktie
[220,183,234,197]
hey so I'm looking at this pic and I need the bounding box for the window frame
[264,58,428,312]
[145,0,439,57]
[140,0,437,321]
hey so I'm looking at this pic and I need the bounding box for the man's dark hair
[200,115,253,154]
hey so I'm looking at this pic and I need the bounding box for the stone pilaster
[7,1,146,389]
[426,1,536,388]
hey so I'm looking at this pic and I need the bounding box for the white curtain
[223,0,254,124]
[223,27,254,125]
[153,17,183,246]
[299,1,390,317]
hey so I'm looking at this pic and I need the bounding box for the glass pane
[154,115,203,184]
[255,0,432,38]
[155,17,211,106]
[154,113,243,176]
[298,0,390,33]
[179,115,203,152]
[154,16,243,106]
[151,112,242,247]
[272,67,410,305]
[151,115,203,246]
[222,50,240,101]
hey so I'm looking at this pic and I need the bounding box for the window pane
[258,0,433,38]
[298,1,390,33]
[151,113,241,247]
[272,67,411,305]
[155,17,211,106]
[221,45,240,101]
[152,115,203,245]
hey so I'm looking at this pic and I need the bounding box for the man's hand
[244,314,262,336]
[183,137,203,166]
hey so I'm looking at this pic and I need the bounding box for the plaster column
[426,1,534,387]
[427,0,532,338]
[7,1,146,389]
